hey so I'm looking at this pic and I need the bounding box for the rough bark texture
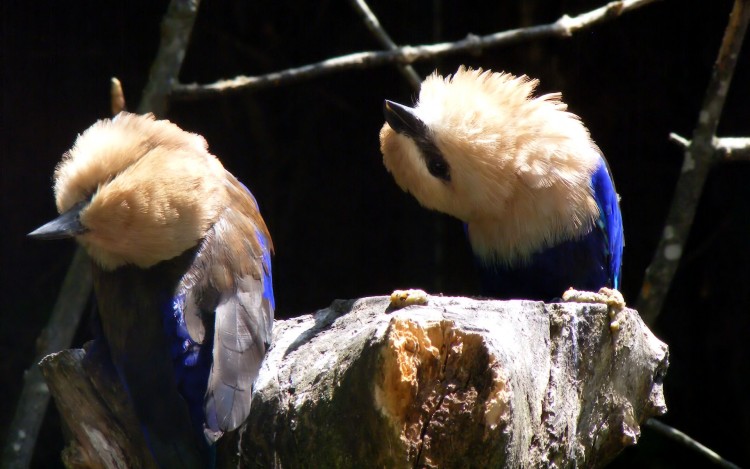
[38,345,157,469]
[228,295,668,468]
[40,295,668,468]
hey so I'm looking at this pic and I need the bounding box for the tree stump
[40,295,668,468]
[228,295,667,468]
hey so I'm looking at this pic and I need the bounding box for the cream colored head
[380,66,603,264]
[51,112,229,270]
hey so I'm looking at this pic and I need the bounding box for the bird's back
[171,174,274,441]
[477,156,623,300]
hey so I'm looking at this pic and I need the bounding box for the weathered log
[39,344,157,469]
[40,295,668,468]
[229,295,668,468]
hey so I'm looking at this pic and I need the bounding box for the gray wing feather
[197,194,274,441]
[205,276,272,435]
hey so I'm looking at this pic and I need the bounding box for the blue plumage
[476,158,623,300]
[380,67,624,301]
[257,228,276,311]
[167,291,213,443]
[591,156,624,291]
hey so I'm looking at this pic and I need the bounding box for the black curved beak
[28,201,88,240]
[383,100,426,137]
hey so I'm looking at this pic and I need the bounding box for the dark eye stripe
[383,100,451,182]
[401,122,451,182]
[418,139,451,182]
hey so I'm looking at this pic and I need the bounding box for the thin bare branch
[670,133,750,160]
[0,249,93,469]
[348,0,422,90]
[716,136,750,159]
[110,77,126,115]
[138,0,201,117]
[638,0,750,325]
[645,419,742,469]
[172,0,662,98]
[668,132,691,149]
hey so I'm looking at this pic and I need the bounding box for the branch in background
[0,249,92,469]
[717,137,750,159]
[669,134,750,160]
[110,77,126,115]
[645,419,742,469]
[138,0,201,117]
[172,0,662,98]
[637,0,750,326]
[0,2,202,468]
[347,0,422,90]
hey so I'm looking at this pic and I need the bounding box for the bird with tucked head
[380,67,623,301]
[30,112,275,468]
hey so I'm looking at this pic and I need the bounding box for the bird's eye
[427,157,451,181]
[411,131,451,182]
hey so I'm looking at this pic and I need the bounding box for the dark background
[2,0,749,467]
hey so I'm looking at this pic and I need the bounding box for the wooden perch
[40,295,668,468]
[39,345,157,469]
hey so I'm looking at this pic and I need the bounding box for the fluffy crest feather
[54,113,209,213]
[380,66,603,264]
[52,112,247,270]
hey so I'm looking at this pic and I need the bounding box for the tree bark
[39,344,158,469]
[40,295,668,468]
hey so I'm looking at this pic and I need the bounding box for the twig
[717,137,750,159]
[347,0,422,90]
[667,132,691,149]
[172,0,662,98]
[0,2,202,468]
[645,419,742,469]
[138,0,201,116]
[638,0,750,326]
[0,249,92,469]
[670,133,750,160]
[110,77,126,115]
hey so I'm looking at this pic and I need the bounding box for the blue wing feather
[256,226,275,313]
[590,156,624,290]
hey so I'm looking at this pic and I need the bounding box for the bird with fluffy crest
[30,112,275,468]
[380,67,623,300]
